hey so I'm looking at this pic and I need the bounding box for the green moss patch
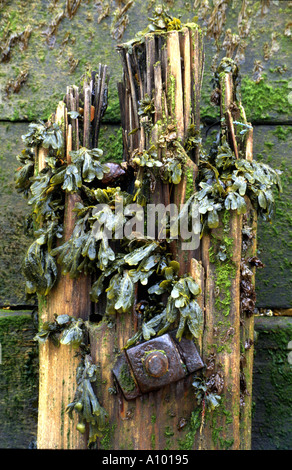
[254,125,292,308]
[0,311,38,448]
[252,317,292,450]
[241,75,292,122]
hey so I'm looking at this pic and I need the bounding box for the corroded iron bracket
[113,331,204,400]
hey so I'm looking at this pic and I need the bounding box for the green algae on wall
[253,126,292,308]
[200,71,292,124]
[0,0,124,122]
[0,0,291,124]
[0,122,33,306]
[98,125,123,163]
[0,311,38,448]
[252,316,292,450]
[241,76,292,122]
[0,0,192,123]
[198,0,292,124]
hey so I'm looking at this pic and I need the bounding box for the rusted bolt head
[144,351,169,378]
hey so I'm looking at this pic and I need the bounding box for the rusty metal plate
[125,334,186,394]
[169,331,204,373]
[112,353,141,400]
[113,332,204,400]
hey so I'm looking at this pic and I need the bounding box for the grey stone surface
[252,316,292,450]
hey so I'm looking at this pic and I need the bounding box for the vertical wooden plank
[166,30,184,139]
[83,79,91,148]
[182,28,196,140]
[72,85,80,150]
[199,60,243,450]
[240,203,257,450]
[151,43,170,210]
[132,45,146,151]
[126,52,139,132]
[245,128,253,161]
[201,212,242,450]
[37,147,48,170]
[190,258,205,355]
[222,73,239,159]
[153,61,163,122]
[145,34,155,97]
[239,115,256,449]
[190,24,204,164]
[180,28,191,134]
[37,100,90,449]
[168,28,199,273]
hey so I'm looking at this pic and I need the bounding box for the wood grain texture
[37,100,90,449]
[200,213,242,450]
[239,113,256,450]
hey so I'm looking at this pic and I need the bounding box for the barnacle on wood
[206,371,224,395]
[138,94,155,133]
[247,256,264,269]
[242,220,255,252]
[240,257,264,317]
[210,87,221,106]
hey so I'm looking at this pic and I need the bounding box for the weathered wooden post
[36,91,91,448]
[200,61,242,450]
[89,20,258,450]
[35,71,109,448]
[89,16,207,450]
[238,96,257,451]
[199,58,256,450]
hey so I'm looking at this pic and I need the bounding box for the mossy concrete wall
[0,310,38,448]
[0,122,32,306]
[253,126,292,309]
[0,0,291,450]
[252,317,292,450]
